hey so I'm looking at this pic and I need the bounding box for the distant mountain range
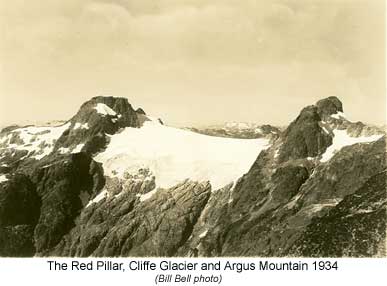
[0,96,385,257]
[184,122,282,140]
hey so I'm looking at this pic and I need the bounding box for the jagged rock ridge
[0,96,385,257]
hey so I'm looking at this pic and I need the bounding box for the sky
[0,0,385,127]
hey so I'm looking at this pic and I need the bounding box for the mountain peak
[79,96,139,118]
[278,97,344,162]
[316,96,343,120]
[54,96,144,154]
[136,108,146,115]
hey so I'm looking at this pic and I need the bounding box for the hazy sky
[0,0,385,127]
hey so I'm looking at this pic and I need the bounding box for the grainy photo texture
[0,0,385,257]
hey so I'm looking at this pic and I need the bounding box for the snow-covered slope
[0,123,70,160]
[94,117,270,190]
[320,129,383,162]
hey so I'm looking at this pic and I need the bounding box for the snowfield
[94,118,270,190]
[321,129,383,162]
[0,123,70,160]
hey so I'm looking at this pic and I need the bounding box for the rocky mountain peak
[74,96,140,126]
[136,108,146,115]
[316,96,343,120]
[53,96,144,155]
[278,101,332,162]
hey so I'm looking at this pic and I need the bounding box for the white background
[0,258,386,286]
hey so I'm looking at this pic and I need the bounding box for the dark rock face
[0,174,40,227]
[220,137,385,257]
[316,96,343,119]
[31,153,105,255]
[54,96,140,154]
[54,96,141,155]
[75,96,140,129]
[0,225,36,257]
[279,105,332,162]
[177,183,235,257]
[48,180,211,257]
[211,131,385,256]
[0,174,40,256]
[270,165,309,204]
[295,138,385,207]
[288,171,386,257]
[0,96,385,257]
[0,153,105,257]
[136,108,146,115]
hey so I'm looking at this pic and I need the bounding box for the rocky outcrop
[47,180,211,257]
[316,96,343,120]
[278,105,332,162]
[54,96,141,155]
[288,171,386,257]
[209,129,385,257]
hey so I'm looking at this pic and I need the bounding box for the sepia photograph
[0,0,385,260]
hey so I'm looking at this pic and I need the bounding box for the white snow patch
[114,192,125,199]
[331,111,347,120]
[321,126,330,134]
[94,120,270,190]
[0,134,12,145]
[94,103,117,116]
[58,147,70,154]
[34,153,47,160]
[355,208,375,214]
[286,193,302,209]
[320,129,383,162]
[86,189,108,207]
[0,174,8,183]
[71,144,85,153]
[302,198,342,215]
[199,230,208,238]
[227,181,236,203]
[138,189,158,202]
[41,162,57,169]
[73,122,89,130]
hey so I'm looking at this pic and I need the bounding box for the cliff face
[0,96,385,257]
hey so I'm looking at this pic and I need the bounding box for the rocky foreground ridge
[0,96,385,257]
